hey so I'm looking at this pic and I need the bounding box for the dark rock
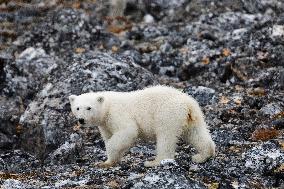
[184,86,216,106]
[280,69,284,89]
[159,42,173,53]
[13,8,107,61]
[0,57,6,90]
[0,97,23,150]
[0,51,14,92]
[0,47,59,152]
[147,51,184,77]
[260,103,282,117]
[0,157,5,171]
[3,47,58,97]
[199,30,218,41]
[48,133,83,164]
[272,118,284,130]
[123,50,144,66]
[0,150,39,172]
[142,25,168,39]
[0,133,13,149]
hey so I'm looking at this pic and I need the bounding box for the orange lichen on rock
[222,48,231,57]
[202,57,210,65]
[105,16,132,34]
[75,47,86,54]
[16,124,23,134]
[220,96,230,104]
[248,87,265,96]
[0,172,19,180]
[273,111,284,119]
[107,180,120,188]
[251,128,280,141]
[73,123,81,131]
[112,45,119,53]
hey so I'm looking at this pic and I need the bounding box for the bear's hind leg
[186,124,216,163]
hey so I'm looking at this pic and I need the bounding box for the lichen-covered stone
[184,86,216,106]
[0,97,24,150]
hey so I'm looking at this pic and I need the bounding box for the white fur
[110,0,127,17]
[69,86,216,167]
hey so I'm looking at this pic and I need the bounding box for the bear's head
[69,93,104,126]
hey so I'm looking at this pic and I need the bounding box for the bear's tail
[184,101,216,163]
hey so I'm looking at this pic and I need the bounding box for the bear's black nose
[78,118,85,125]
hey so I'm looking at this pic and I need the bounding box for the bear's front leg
[144,133,178,167]
[98,125,138,168]
[98,126,112,143]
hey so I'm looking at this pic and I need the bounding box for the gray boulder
[3,47,57,97]
[49,133,83,164]
[184,86,216,106]
[19,52,156,159]
[0,97,24,149]
[260,103,282,117]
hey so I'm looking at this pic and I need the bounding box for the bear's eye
[87,107,91,110]
[77,107,79,111]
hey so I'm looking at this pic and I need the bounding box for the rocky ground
[0,0,284,188]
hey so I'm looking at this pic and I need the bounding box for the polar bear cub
[69,86,215,168]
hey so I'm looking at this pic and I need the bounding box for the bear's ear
[69,95,77,103]
[97,96,104,103]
